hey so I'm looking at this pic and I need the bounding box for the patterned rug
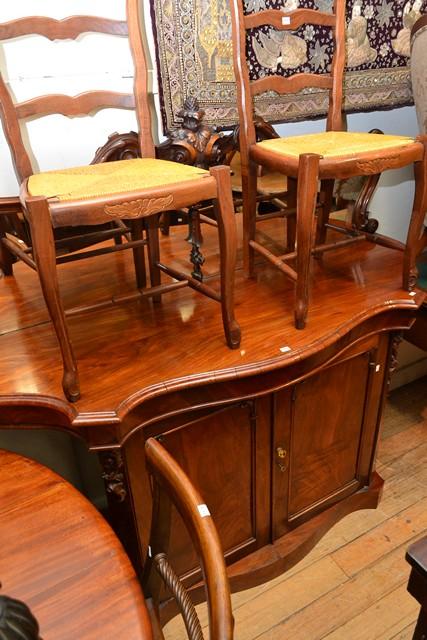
[150,0,427,132]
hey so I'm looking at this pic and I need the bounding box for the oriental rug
[150,0,427,132]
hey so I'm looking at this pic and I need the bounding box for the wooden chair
[411,14,427,260]
[143,437,234,640]
[0,1,240,403]
[229,0,427,328]
[406,536,427,640]
[405,15,427,351]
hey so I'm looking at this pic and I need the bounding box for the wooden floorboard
[164,376,427,639]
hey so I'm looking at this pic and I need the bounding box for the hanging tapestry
[149,0,427,132]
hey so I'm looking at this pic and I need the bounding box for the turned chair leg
[26,197,80,402]
[403,135,427,291]
[130,218,147,289]
[146,216,162,304]
[241,160,258,278]
[295,154,321,330]
[211,166,241,349]
[315,179,335,246]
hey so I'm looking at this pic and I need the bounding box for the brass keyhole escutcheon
[276,446,287,472]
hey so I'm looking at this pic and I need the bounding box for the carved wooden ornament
[105,194,174,218]
[355,156,401,174]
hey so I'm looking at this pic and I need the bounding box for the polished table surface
[0,449,152,639]
[0,217,423,431]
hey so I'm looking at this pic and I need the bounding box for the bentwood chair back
[0,0,240,402]
[143,437,234,640]
[229,0,427,328]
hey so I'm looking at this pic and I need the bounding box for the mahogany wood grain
[0,449,152,640]
[0,217,422,421]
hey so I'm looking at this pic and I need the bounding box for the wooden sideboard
[0,216,423,622]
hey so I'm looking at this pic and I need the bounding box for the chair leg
[295,154,321,330]
[0,235,14,276]
[145,598,166,640]
[26,197,80,402]
[146,216,162,303]
[160,211,171,236]
[286,176,297,254]
[315,179,335,246]
[404,135,427,291]
[210,166,241,349]
[241,160,258,277]
[130,219,147,289]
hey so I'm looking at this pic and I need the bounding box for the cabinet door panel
[159,399,270,579]
[287,351,372,521]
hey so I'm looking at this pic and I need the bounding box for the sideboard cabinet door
[273,337,388,539]
[155,396,271,581]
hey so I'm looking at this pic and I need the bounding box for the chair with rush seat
[229,0,427,328]
[0,0,240,402]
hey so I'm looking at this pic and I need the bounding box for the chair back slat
[250,73,333,98]
[244,8,336,31]
[0,74,33,180]
[0,2,155,182]
[0,16,128,41]
[15,92,135,120]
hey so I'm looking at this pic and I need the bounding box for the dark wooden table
[407,537,427,640]
[0,448,152,639]
[0,216,424,622]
